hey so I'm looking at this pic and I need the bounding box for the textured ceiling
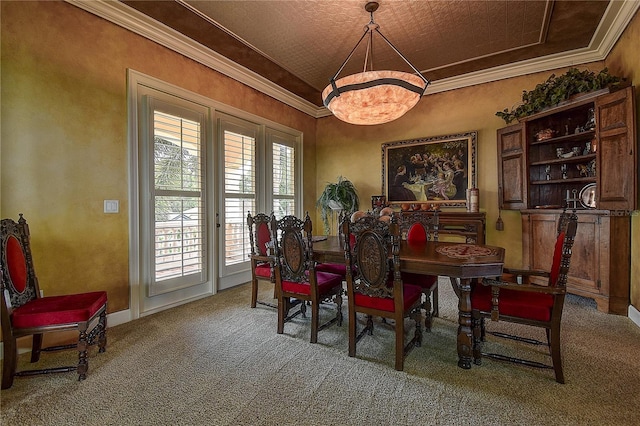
[121,0,615,106]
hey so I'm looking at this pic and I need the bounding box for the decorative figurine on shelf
[561,163,568,179]
[584,141,591,155]
[577,164,589,177]
[585,107,596,130]
[545,164,551,180]
[556,147,564,158]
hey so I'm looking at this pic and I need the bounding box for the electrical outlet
[104,200,119,213]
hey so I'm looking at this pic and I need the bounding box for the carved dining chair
[342,214,423,371]
[471,210,578,383]
[247,211,276,308]
[315,210,348,279]
[270,213,343,343]
[1,214,107,389]
[396,209,440,331]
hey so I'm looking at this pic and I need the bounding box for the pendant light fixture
[322,1,430,125]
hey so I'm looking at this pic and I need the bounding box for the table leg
[455,278,473,369]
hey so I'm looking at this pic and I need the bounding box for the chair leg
[432,286,439,317]
[77,329,89,381]
[30,333,43,363]
[335,293,343,327]
[98,309,107,353]
[1,337,17,389]
[277,296,286,334]
[395,316,405,371]
[310,300,319,343]
[413,310,423,348]
[549,324,565,384]
[348,309,357,357]
[250,278,258,308]
[423,291,433,332]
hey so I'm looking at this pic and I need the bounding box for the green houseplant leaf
[316,176,360,235]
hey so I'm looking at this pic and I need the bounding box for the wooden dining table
[312,235,505,369]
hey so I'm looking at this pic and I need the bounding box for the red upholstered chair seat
[281,271,343,295]
[471,284,554,322]
[315,262,347,277]
[11,291,108,329]
[254,263,271,278]
[354,283,422,312]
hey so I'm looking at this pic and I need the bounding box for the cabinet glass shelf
[530,153,596,166]
[529,130,595,146]
[531,177,595,185]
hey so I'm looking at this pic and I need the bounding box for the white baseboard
[629,304,640,328]
[0,309,131,360]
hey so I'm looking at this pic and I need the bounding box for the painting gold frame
[382,131,477,207]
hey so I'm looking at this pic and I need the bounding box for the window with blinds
[220,119,300,271]
[151,109,205,293]
[223,129,257,267]
[272,140,296,218]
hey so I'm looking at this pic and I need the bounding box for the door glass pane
[273,142,295,217]
[224,130,255,266]
[153,111,204,284]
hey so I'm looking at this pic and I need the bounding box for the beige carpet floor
[1,278,639,425]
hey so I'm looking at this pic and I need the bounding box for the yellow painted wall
[604,9,640,311]
[1,1,316,314]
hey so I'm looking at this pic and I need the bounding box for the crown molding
[67,0,638,119]
[66,0,321,117]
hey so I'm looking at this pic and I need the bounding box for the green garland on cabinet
[496,68,624,124]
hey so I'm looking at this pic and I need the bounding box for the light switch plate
[104,200,119,213]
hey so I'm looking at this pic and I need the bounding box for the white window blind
[220,118,260,268]
[270,134,296,218]
[151,107,205,294]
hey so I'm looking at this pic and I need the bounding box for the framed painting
[381,131,477,207]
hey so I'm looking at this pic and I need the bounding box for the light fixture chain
[373,28,430,86]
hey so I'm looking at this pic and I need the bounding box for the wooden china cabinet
[497,85,637,314]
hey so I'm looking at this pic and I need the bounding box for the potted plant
[496,68,624,124]
[316,176,360,234]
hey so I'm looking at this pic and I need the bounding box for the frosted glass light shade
[322,70,427,125]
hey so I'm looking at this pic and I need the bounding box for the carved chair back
[550,210,578,289]
[397,209,439,243]
[1,214,40,317]
[270,213,314,283]
[343,214,400,299]
[247,212,272,257]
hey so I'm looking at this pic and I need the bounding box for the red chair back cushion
[6,235,27,293]
[407,224,427,243]
[549,231,565,286]
[257,222,271,255]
